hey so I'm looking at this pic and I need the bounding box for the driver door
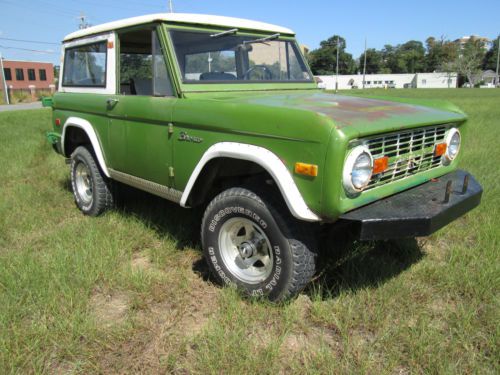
[107,27,177,187]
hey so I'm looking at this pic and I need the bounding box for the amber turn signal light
[434,143,447,157]
[373,156,388,174]
[295,162,318,177]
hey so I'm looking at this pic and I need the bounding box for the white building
[316,72,458,90]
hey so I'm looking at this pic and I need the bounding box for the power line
[0,45,57,55]
[0,37,59,46]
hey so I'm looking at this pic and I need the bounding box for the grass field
[0,89,498,374]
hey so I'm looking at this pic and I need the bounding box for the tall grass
[0,89,498,374]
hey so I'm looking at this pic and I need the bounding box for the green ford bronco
[46,13,482,300]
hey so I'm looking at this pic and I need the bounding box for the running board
[108,169,183,204]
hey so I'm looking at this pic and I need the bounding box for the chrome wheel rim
[75,161,93,205]
[218,217,274,284]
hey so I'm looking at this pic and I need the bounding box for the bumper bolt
[462,174,469,195]
[444,180,452,203]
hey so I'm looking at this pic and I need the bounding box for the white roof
[63,13,294,41]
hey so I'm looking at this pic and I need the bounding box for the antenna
[78,12,90,29]
[168,0,174,13]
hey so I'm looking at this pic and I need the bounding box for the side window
[119,28,173,96]
[152,30,173,96]
[62,42,107,87]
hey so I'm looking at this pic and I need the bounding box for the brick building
[1,60,55,100]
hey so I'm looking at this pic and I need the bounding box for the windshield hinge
[169,166,175,178]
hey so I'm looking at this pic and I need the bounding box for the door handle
[106,98,119,108]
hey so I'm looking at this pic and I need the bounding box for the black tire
[70,145,113,217]
[201,187,317,301]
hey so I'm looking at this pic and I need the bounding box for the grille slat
[363,125,448,191]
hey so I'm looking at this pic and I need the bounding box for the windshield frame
[162,24,316,91]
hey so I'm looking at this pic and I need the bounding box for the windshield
[169,30,313,83]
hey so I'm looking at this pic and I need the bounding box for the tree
[425,36,457,72]
[358,48,383,74]
[381,44,402,73]
[449,39,485,87]
[398,40,426,73]
[483,36,499,71]
[308,35,356,75]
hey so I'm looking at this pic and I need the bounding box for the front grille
[364,125,448,190]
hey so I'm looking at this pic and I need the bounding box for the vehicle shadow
[60,178,425,299]
[307,225,424,299]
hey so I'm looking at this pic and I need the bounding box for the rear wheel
[70,146,113,216]
[201,187,316,301]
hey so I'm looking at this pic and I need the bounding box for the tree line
[307,35,499,86]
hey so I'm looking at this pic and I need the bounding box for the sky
[0,0,499,65]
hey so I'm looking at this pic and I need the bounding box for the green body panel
[106,95,177,185]
[52,93,110,160]
[171,95,334,213]
[49,21,468,221]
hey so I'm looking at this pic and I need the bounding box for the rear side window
[62,42,107,87]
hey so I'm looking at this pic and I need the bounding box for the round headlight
[445,128,461,162]
[343,146,373,194]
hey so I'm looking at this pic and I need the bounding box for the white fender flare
[180,142,321,222]
[61,117,111,178]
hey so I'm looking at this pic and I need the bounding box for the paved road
[0,102,43,112]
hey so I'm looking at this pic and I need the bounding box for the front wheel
[201,187,316,301]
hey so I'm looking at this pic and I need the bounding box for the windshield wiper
[243,33,281,45]
[210,28,239,38]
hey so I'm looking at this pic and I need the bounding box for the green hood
[187,91,466,135]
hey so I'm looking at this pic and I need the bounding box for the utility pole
[168,0,174,13]
[362,38,367,89]
[496,35,500,86]
[0,52,10,105]
[335,36,340,93]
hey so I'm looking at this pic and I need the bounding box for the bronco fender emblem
[178,131,203,143]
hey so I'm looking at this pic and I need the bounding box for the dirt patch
[90,290,130,327]
[94,266,221,373]
[47,360,76,375]
[131,254,152,271]
[280,325,342,357]
[293,294,313,321]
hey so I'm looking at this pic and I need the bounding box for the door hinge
[168,123,174,135]
[169,166,175,178]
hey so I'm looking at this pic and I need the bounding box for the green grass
[0,89,498,374]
